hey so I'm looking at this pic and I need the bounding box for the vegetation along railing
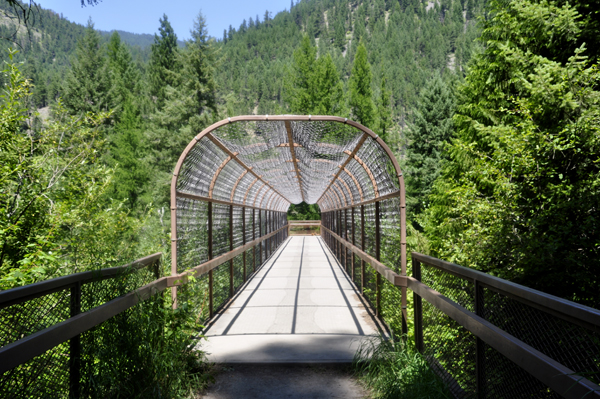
[0,221,289,397]
[321,222,600,398]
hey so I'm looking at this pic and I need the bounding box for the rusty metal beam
[334,175,354,205]
[243,178,260,205]
[278,143,303,147]
[330,185,343,208]
[253,183,268,208]
[343,168,363,202]
[325,190,401,212]
[265,191,277,209]
[285,121,305,203]
[344,150,379,197]
[208,154,237,198]
[229,170,249,202]
[177,190,273,212]
[332,182,348,207]
[316,133,368,204]
[323,192,336,210]
[206,133,291,204]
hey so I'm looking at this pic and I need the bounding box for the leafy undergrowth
[354,336,451,399]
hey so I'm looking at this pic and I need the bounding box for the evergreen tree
[285,35,345,115]
[148,14,178,109]
[62,19,112,115]
[377,75,392,143]
[147,11,218,204]
[110,100,149,209]
[334,20,346,51]
[405,73,454,216]
[313,53,346,115]
[425,0,600,306]
[349,42,376,128]
[284,34,317,113]
[107,31,141,119]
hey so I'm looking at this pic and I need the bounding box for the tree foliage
[425,0,600,307]
[405,73,454,217]
[62,19,112,115]
[148,14,179,109]
[0,51,147,288]
[349,42,376,128]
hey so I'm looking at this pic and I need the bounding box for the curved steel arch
[170,115,406,310]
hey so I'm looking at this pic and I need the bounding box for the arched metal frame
[170,115,406,320]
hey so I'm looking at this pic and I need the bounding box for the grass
[353,336,452,399]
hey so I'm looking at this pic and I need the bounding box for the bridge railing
[0,253,162,398]
[0,220,289,398]
[321,225,600,399]
[288,220,321,236]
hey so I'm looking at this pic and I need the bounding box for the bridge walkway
[201,236,385,363]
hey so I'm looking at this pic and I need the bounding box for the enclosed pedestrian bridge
[1,116,600,398]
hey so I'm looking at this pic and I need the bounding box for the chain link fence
[0,254,161,398]
[413,253,600,398]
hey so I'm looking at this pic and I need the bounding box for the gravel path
[201,364,369,399]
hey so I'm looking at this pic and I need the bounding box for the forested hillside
[1,0,598,312]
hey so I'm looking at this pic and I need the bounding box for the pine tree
[107,31,141,120]
[285,35,317,113]
[285,36,345,115]
[334,20,346,51]
[110,100,149,208]
[62,19,112,115]
[313,53,346,115]
[149,11,218,179]
[405,73,454,216]
[148,14,179,109]
[377,75,392,143]
[349,42,376,128]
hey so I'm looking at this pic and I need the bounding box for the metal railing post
[375,200,382,317]
[259,210,263,266]
[337,209,342,261]
[351,207,355,282]
[208,202,214,318]
[229,205,234,296]
[242,207,246,282]
[69,281,81,399]
[344,208,348,273]
[413,256,423,353]
[360,205,365,293]
[253,209,256,273]
[475,280,486,397]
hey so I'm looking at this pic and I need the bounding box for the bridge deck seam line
[290,237,305,334]
[315,237,364,336]
[217,238,294,336]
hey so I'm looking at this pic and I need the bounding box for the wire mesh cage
[170,116,406,321]
[413,254,600,398]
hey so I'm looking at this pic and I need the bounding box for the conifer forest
[0,0,599,393]
[1,0,599,306]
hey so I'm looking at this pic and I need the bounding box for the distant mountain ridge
[98,29,185,49]
[99,29,155,49]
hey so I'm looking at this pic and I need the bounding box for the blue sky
[36,0,292,40]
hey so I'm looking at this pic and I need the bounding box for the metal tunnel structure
[170,115,407,319]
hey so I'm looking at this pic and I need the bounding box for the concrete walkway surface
[200,236,384,363]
